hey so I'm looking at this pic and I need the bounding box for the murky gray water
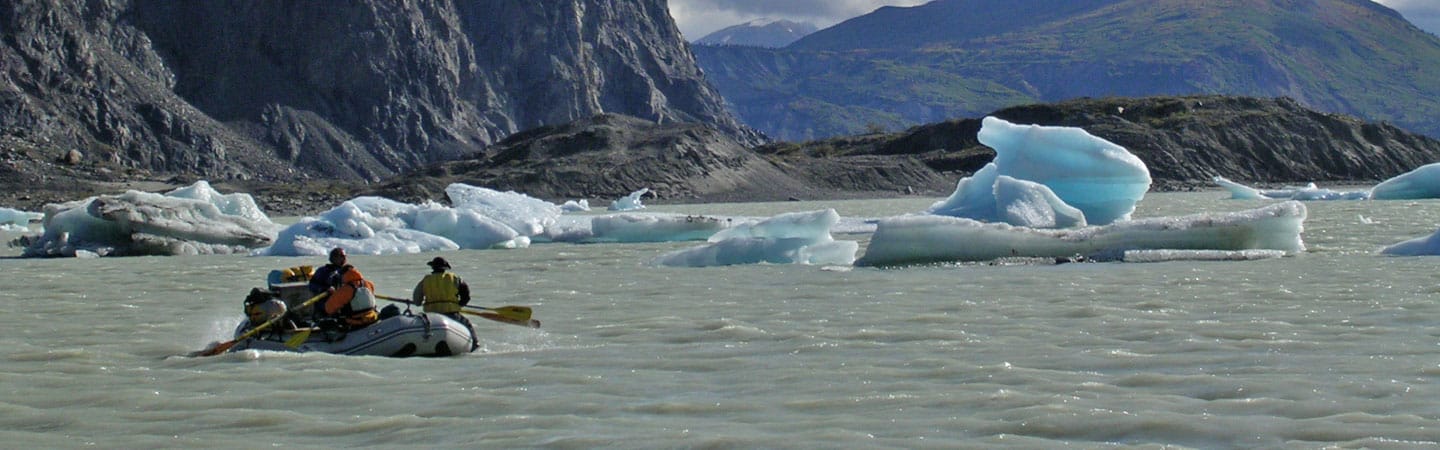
[2,192,1438,448]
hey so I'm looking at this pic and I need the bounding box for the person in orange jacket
[308,247,379,329]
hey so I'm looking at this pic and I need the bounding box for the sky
[669,0,1440,40]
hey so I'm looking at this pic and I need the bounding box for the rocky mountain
[0,0,755,188]
[770,95,1440,188]
[367,95,1440,210]
[694,0,1440,141]
[694,19,818,48]
[367,113,944,205]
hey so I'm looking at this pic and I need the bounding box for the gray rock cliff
[1,0,755,185]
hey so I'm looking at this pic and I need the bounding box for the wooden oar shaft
[375,294,539,328]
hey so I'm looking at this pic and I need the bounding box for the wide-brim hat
[426,257,451,269]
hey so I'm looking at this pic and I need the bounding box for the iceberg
[580,213,733,243]
[560,199,591,212]
[1213,176,1369,200]
[260,199,463,257]
[654,209,858,267]
[929,116,1150,226]
[444,184,559,238]
[857,201,1306,266]
[994,175,1087,228]
[1380,227,1440,256]
[257,188,547,256]
[609,188,650,211]
[1370,162,1440,200]
[22,181,279,257]
[0,207,41,231]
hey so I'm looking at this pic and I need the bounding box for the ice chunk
[258,195,529,256]
[609,188,650,211]
[994,175,1087,228]
[22,181,279,257]
[561,199,591,212]
[0,207,41,231]
[260,185,564,256]
[1371,162,1440,200]
[654,209,858,267]
[1213,176,1369,200]
[444,184,560,237]
[1121,249,1287,263]
[1380,227,1440,256]
[857,201,1306,266]
[929,117,1150,225]
[589,213,731,243]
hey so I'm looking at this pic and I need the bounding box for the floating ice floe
[0,207,41,232]
[1214,161,1440,202]
[609,188,649,211]
[654,209,858,267]
[1213,176,1369,200]
[257,186,555,256]
[560,199,591,212]
[22,181,279,257]
[541,213,736,243]
[1380,226,1440,256]
[1370,162,1440,200]
[928,116,1150,227]
[856,201,1306,266]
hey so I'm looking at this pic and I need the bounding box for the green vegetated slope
[695,0,1440,141]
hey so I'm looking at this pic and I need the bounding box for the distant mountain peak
[694,18,818,48]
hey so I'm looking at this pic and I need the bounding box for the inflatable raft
[228,309,477,357]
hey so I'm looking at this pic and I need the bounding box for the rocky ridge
[5,95,1439,217]
[1,0,753,185]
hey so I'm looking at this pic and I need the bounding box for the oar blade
[193,340,237,357]
[475,311,541,328]
[284,329,312,348]
[488,306,533,320]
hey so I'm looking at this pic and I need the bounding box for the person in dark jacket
[308,247,350,295]
[306,247,380,329]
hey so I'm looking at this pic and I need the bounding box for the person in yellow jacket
[412,257,477,348]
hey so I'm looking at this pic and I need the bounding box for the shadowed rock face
[369,114,859,205]
[759,96,1440,191]
[379,94,1440,209]
[0,0,755,183]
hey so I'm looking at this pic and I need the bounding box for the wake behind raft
[220,267,477,357]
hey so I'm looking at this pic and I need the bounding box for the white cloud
[1373,0,1440,35]
[670,0,1440,40]
[669,0,926,39]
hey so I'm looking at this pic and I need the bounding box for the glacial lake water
[1,191,1439,448]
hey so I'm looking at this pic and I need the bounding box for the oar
[192,292,329,357]
[375,294,540,328]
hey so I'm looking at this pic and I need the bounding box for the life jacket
[281,265,314,282]
[324,266,378,327]
[419,272,462,314]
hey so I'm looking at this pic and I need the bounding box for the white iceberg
[654,209,858,267]
[257,187,545,256]
[609,188,650,211]
[1380,227,1440,256]
[1370,162,1440,200]
[928,116,1150,226]
[0,207,41,231]
[23,181,279,257]
[589,213,732,243]
[1213,176,1369,200]
[994,175,1087,228]
[560,199,591,212]
[444,184,559,238]
[857,201,1306,266]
